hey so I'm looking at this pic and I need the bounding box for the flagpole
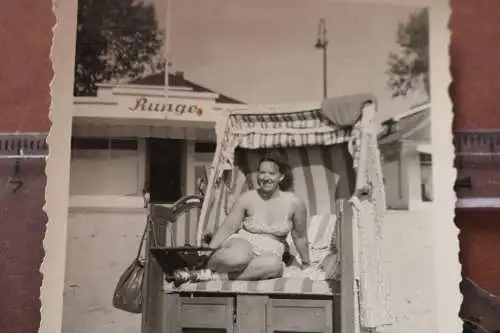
[140,5,172,331]
[164,0,172,97]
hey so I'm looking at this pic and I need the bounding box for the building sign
[73,90,225,123]
[129,96,203,116]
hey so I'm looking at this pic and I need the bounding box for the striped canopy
[223,94,375,151]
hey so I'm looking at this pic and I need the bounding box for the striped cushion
[164,278,338,296]
[163,214,339,295]
[285,214,337,266]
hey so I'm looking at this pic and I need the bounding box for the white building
[378,102,433,210]
[70,71,244,209]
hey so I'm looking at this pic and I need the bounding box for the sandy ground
[379,208,437,333]
[63,207,438,333]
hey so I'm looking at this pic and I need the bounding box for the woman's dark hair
[257,150,294,191]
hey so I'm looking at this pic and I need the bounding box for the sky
[142,0,428,122]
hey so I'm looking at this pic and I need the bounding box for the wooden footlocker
[237,295,337,333]
[161,294,235,333]
[266,298,333,333]
[160,293,338,333]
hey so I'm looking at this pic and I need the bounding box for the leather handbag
[112,219,150,314]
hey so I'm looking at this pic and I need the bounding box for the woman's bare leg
[228,253,284,280]
[206,238,254,273]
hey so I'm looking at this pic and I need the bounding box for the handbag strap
[135,215,160,261]
[135,219,149,261]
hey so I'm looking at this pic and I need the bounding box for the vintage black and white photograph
[62,1,438,332]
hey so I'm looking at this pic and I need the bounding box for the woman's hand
[290,198,311,268]
[300,259,311,270]
[202,233,213,247]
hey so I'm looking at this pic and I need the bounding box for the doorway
[146,138,184,203]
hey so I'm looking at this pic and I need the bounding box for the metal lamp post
[314,18,328,99]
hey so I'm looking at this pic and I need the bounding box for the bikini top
[241,192,293,238]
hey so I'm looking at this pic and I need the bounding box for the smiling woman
[172,150,310,284]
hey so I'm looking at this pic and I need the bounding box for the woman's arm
[290,198,310,267]
[208,193,248,249]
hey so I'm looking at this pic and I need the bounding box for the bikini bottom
[225,229,286,258]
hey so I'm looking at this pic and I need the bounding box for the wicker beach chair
[146,94,392,333]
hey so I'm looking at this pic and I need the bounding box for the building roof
[378,104,431,146]
[129,71,245,105]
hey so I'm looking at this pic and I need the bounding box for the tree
[386,9,429,99]
[74,0,164,96]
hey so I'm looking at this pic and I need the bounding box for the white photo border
[42,1,459,333]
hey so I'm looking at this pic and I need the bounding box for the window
[195,141,217,153]
[71,138,138,151]
[419,153,432,166]
[419,153,433,202]
[69,137,141,196]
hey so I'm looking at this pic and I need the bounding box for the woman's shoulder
[284,191,306,207]
[239,189,257,202]
[233,190,256,211]
[283,190,300,200]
